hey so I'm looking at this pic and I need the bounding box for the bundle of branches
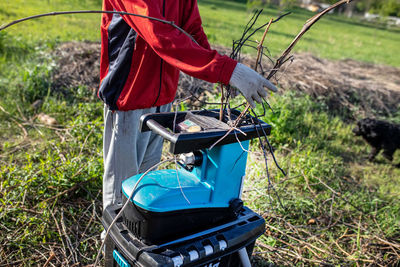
[200,0,359,209]
[220,0,357,120]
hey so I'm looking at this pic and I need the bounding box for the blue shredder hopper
[119,109,271,244]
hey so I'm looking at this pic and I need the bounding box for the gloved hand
[229,63,278,108]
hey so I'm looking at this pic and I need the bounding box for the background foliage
[247,0,400,16]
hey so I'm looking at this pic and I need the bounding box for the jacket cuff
[218,56,238,85]
[229,63,247,88]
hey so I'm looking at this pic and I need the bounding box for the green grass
[1,0,400,66]
[0,0,101,42]
[0,66,104,264]
[0,0,399,265]
[198,0,400,66]
[243,92,400,265]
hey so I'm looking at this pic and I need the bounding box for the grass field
[0,0,399,266]
[199,0,400,66]
[1,0,400,66]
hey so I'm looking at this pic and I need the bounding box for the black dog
[353,118,400,163]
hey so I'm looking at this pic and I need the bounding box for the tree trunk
[344,1,356,17]
[270,0,280,5]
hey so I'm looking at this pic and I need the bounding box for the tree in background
[246,0,400,17]
[369,0,400,17]
[247,0,297,9]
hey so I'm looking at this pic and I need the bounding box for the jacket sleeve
[180,0,211,50]
[108,0,237,84]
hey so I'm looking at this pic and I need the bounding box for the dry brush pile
[51,42,400,119]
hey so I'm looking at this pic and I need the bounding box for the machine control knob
[179,151,203,167]
[171,255,183,267]
[188,250,199,261]
[204,245,214,256]
[218,239,228,251]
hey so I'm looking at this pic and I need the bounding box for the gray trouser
[102,103,172,210]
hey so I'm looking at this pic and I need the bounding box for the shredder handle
[145,119,177,143]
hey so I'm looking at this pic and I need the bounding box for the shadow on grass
[0,8,17,17]
[0,32,34,61]
[252,255,277,267]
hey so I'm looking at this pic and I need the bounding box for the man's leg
[139,103,172,173]
[101,103,172,248]
[103,106,146,211]
[103,103,172,211]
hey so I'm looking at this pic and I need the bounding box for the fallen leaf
[38,113,57,126]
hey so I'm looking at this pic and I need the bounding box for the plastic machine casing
[102,204,266,267]
[120,110,271,244]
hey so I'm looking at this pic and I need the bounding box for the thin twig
[219,84,225,121]
[61,210,78,264]
[0,10,197,45]
[43,251,56,267]
[51,210,68,264]
[35,175,95,207]
[255,18,273,72]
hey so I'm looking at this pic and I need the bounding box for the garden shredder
[102,109,271,267]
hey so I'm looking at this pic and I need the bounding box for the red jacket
[99,0,237,111]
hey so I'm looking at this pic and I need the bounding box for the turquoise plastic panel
[113,250,131,267]
[122,169,212,212]
[202,141,249,204]
[122,141,249,213]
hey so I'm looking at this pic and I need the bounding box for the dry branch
[211,16,274,148]
[43,251,56,267]
[0,10,197,44]
[267,0,354,80]
[214,0,356,150]
[255,18,273,72]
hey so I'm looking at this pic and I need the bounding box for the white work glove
[229,63,278,108]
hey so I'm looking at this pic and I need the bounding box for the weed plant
[0,37,104,264]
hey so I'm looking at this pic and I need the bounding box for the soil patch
[271,53,400,118]
[52,42,100,93]
[51,42,400,118]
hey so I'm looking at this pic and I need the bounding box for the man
[99,0,278,215]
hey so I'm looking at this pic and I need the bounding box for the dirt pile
[52,42,100,93]
[273,53,400,117]
[51,42,400,118]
